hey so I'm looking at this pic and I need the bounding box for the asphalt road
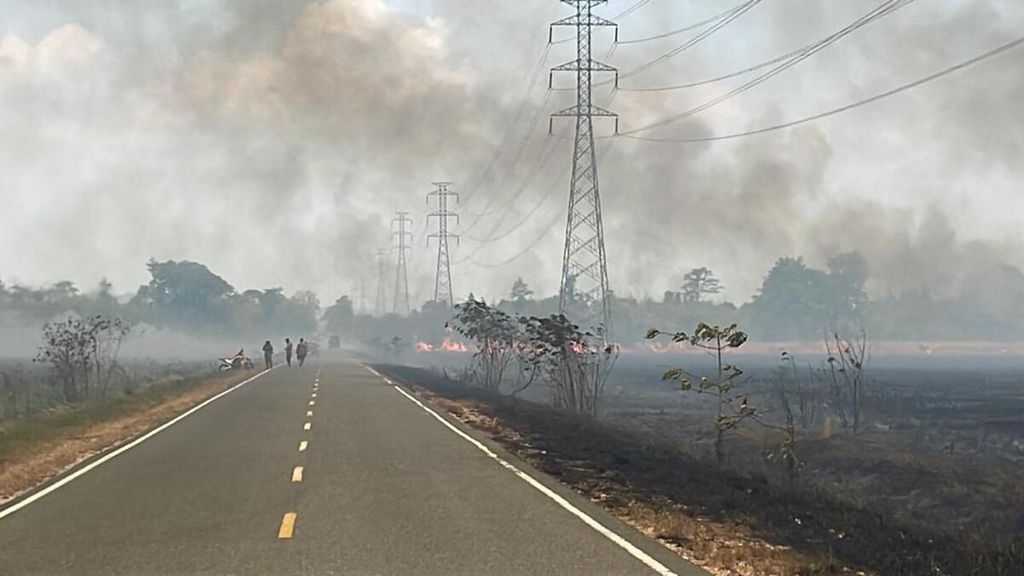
[0,359,707,575]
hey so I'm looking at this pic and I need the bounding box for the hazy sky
[1,0,1022,307]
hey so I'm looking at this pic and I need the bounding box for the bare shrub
[34,315,131,403]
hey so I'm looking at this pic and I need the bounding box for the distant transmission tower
[391,212,413,316]
[358,276,366,315]
[427,182,459,306]
[550,0,618,339]
[374,249,388,316]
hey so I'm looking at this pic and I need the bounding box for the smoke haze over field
[1,0,1022,306]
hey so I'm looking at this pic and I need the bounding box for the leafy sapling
[647,322,755,465]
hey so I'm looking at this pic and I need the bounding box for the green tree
[509,277,534,310]
[827,252,868,322]
[134,259,234,329]
[323,296,355,335]
[744,257,831,340]
[681,267,723,304]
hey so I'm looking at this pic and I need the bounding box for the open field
[598,355,1024,539]
[392,351,1024,574]
[0,361,255,503]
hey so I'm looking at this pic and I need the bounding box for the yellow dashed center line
[278,513,297,539]
[291,466,304,483]
[298,440,308,452]
[303,422,311,431]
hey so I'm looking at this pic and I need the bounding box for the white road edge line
[0,367,278,521]
[364,366,678,576]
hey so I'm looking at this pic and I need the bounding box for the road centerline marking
[364,365,679,576]
[303,422,311,431]
[309,400,315,406]
[298,441,308,452]
[306,410,313,417]
[291,466,304,483]
[278,513,297,539]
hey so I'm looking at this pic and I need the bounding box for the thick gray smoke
[0,0,1021,307]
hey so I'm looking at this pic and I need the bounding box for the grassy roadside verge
[0,368,258,503]
[375,364,1023,576]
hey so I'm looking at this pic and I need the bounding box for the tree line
[0,259,319,339]
[5,250,1024,345]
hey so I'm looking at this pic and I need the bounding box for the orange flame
[414,328,469,353]
[440,331,468,352]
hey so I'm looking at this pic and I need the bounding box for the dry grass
[0,369,254,503]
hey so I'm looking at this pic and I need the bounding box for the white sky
[0,0,1022,306]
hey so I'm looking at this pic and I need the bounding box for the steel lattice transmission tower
[549,0,618,338]
[391,212,413,316]
[427,182,460,306]
[374,249,388,316]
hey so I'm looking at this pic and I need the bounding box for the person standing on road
[262,340,274,369]
[296,338,308,367]
[284,337,293,367]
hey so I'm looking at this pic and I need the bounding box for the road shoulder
[368,363,709,576]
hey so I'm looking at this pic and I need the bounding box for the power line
[616,1,752,45]
[619,44,806,92]
[609,0,763,84]
[469,162,569,245]
[462,90,554,233]
[552,0,649,45]
[472,210,564,269]
[611,0,652,21]
[462,44,552,206]
[619,34,1024,143]
[619,0,913,93]
[463,137,562,243]
[466,82,619,241]
[620,0,916,136]
[471,140,616,269]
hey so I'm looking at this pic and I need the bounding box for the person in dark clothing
[284,338,293,367]
[295,338,308,367]
[262,340,274,369]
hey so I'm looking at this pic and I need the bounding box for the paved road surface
[0,359,706,575]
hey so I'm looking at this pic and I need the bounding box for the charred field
[396,350,1024,574]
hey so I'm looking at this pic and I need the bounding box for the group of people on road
[261,337,309,369]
